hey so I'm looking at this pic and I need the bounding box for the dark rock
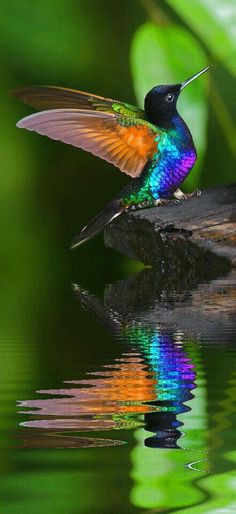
[104,184,236,270]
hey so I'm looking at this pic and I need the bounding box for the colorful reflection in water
[11,269,236,513]
[18,281,199,451]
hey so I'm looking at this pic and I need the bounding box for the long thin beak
[180,66,210,90]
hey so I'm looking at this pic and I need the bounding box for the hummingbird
[13,66,209,248]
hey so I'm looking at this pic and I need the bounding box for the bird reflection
[18,268,197,449]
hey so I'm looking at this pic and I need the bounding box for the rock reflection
[18,268,200,449]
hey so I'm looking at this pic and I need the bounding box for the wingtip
[16,116,35,129]
[15,112,36,129]
[10,87,25,100]
[16,119,24,129]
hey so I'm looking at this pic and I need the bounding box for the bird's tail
[71,198,127,249]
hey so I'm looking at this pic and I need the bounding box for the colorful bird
[13,66,209,248]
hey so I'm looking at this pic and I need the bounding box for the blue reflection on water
[18,276,200,451]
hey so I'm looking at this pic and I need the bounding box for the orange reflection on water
[18,352,158,431]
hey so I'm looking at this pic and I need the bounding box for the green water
[1,261,236,514]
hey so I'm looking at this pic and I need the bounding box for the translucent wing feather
[17,109,159,178]
[13,85,144,118]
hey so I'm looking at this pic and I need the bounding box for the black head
[145,67,209,128]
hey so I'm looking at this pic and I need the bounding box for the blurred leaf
[130,22,209,189]
[166,0,236,76]
[0,0,94,82]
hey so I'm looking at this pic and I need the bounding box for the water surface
[1,266,236,513]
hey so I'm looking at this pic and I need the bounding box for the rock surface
[104,184,236,270]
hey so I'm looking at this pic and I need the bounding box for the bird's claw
[154,198,170,206]
[173,189,188,200]
[130,201,150,211]
[187,188,202,198]
[129,191,201,212]
[173,188,202,201]
[130,198,169,211]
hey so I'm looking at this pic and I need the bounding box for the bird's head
[145,66,209,128]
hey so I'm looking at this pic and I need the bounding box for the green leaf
[130,22,209,189]
[0,0,95,82]
[166,0,236,76]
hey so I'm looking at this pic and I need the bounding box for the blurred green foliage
[166,0,236,76]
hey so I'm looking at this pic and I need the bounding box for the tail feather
[71,199,126,249]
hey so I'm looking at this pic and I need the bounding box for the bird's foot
[130,200,154,211]
[130,201,148,211]
[130,198,172,211]
[173,188,202,201]
[153,198,170,206]
[188,188,202,198]
[173,188,187,200]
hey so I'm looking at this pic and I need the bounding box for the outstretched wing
[17,109,160,178]
[14,86,161,178]
[12,85,144,118]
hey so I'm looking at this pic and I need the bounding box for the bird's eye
[166,93,174,103]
